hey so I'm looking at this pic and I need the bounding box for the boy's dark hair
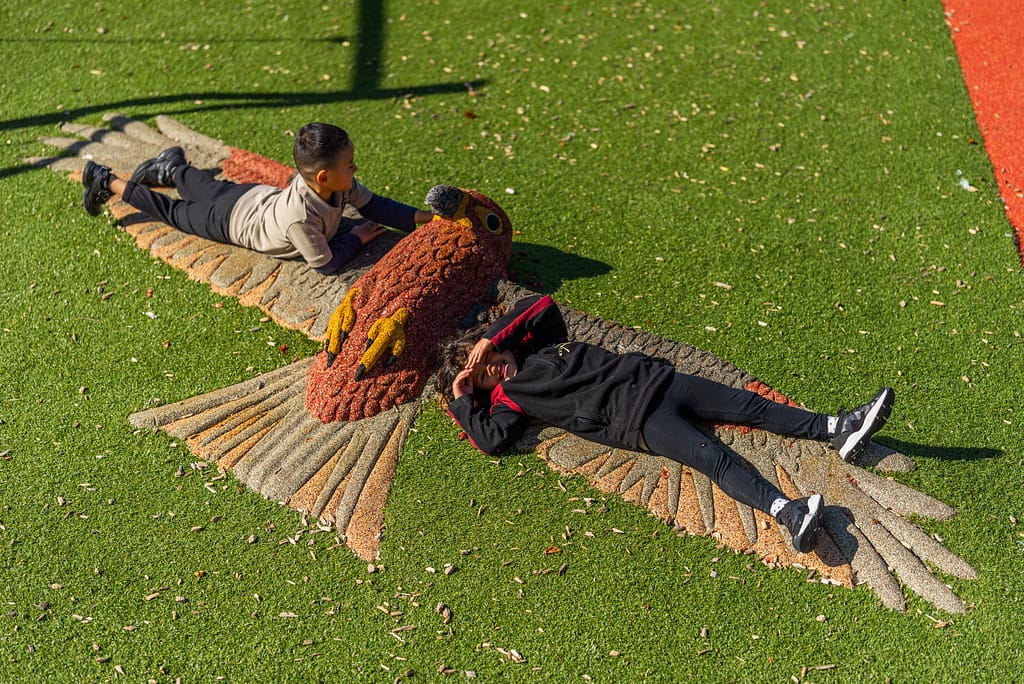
[434,324,490,406]
[293,123,352,182]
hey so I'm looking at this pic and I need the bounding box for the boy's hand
[465,338,494,371]
[351,220,387,245]
[452,368,474,399]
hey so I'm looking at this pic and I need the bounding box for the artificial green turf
[2,0,1023,680]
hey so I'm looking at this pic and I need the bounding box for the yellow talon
[323,287,359,368]
[355,308,410,380]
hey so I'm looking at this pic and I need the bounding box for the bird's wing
[491,281,975,613]
[28,113,401,339]
[129,358,417,561]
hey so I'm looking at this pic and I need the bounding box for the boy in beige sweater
[81,122,432,274]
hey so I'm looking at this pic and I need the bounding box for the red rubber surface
[944,0,1024,262]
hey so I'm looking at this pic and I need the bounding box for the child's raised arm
[465,337,495,371]
[447,370,528,455]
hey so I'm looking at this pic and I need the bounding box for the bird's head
[425,185,513,254]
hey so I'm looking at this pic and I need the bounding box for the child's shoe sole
[837,387,894,461]
[791,494,823,553]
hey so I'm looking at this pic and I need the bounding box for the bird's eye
[485,213,502,233]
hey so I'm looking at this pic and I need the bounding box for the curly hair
[434,323,490,406]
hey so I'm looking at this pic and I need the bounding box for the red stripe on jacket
[489,295,555,350]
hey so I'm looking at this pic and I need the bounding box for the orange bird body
[306,186,512,422]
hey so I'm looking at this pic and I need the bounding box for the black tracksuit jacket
[446,295,674,455]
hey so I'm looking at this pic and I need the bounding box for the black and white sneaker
[776,494,823,553]
[82,160,114,216]
[130,146,186,187]
[830,387,895,462]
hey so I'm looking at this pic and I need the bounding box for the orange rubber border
[944,0,1024,263]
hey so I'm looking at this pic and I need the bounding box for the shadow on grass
[876,436,1001,462]
[509,242,612,292]
[2,0,485,179]
[0,82,484,136]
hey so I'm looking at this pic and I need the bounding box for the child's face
[470,349,518,392]
[316,144,357,193]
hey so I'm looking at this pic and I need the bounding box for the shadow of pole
[4,0,485,179]
[354,0,385,94]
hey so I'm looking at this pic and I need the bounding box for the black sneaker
[776,494,823,553]
[830,387,895,461]
[130,146,186,187]
[82,160,114,216]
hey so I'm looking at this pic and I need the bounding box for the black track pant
[640,373,830,514]
[122,166,258,244]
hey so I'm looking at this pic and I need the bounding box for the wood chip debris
[389,624,416,642]
[377,604,403,618]
[143,587,169,601]
[436,602,453,624]
[497,647,526,664]
[800,664,837,679]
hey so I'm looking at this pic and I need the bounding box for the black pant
[122,166,257,244]
[640,373,829,514]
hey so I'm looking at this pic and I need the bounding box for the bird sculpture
[31,114,976,614]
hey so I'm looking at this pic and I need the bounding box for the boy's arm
[485,295,568,353]
[312,222,389,275]
[312,232,362,275]
[356,194,432,232]
[286,221,335,270]
[447,395,528,456]
[288,221,383,276]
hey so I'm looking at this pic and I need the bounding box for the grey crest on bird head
[425,185,465,218]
